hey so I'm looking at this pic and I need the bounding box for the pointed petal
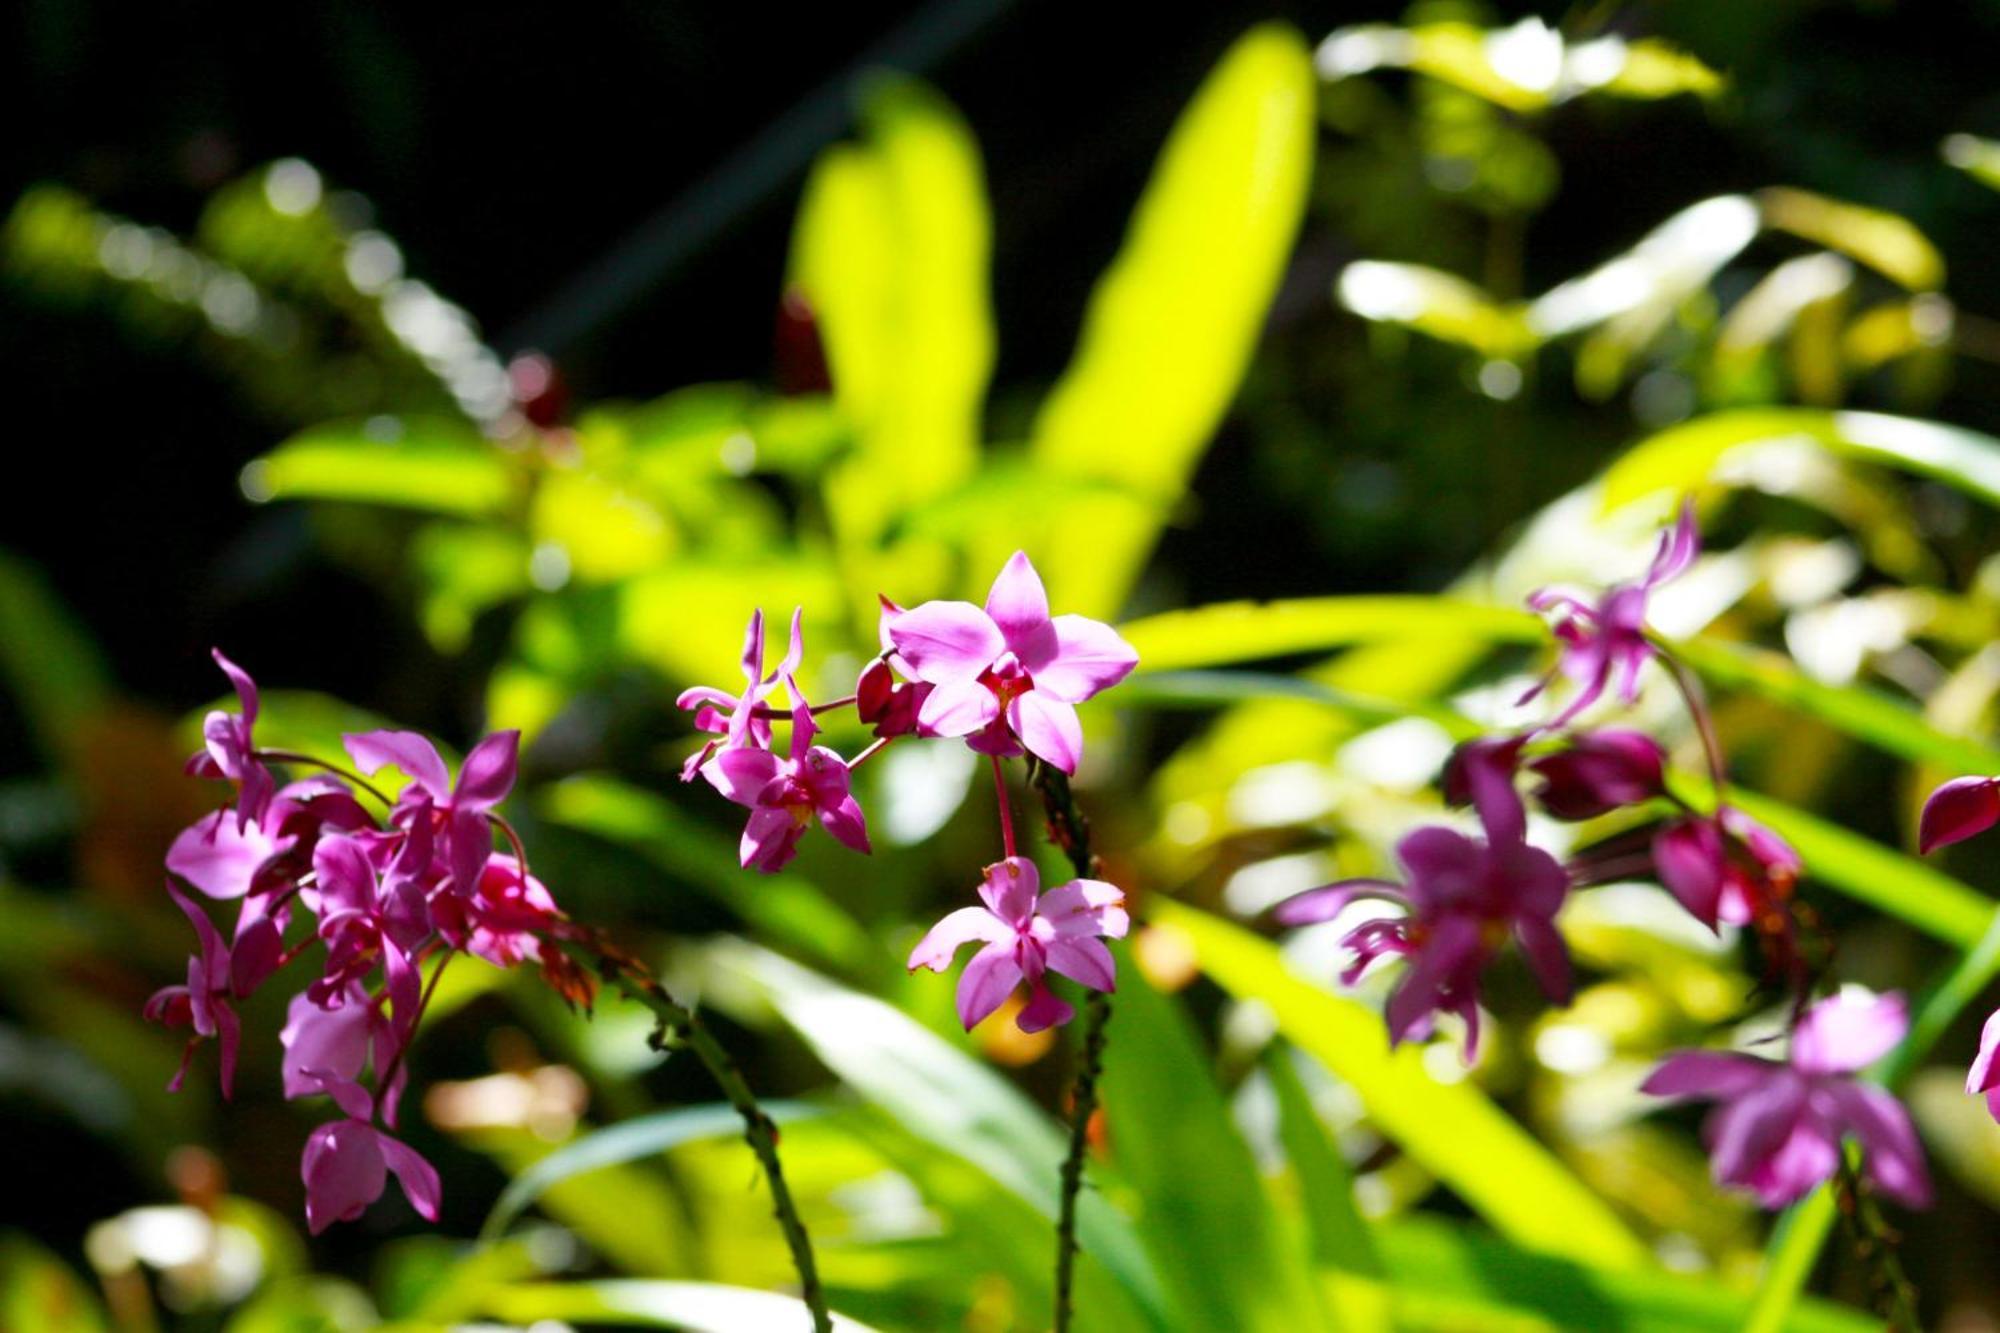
[455,730,520,810]
[1653,819,1725,928]
[1968,1008,2000,1095]
[1514,916,1571,1005]
[378,1133,444,1221]
[1791,989,1906,1076]
[819,793,871,854]
[1045,936,1116,992]
[1271,880,1400,926]
[1008,693,1082,774]
[774,607,805,682]
[1641,1050,1774,1100]
[703,747,781,806]
[1920,776,2000,854]
[167,809,291,901]
[888,601,1005,683]
[302,1120,387,1235]
[1383,914,1482,1047]
[956,944,1024,1030]
[1033,615,1139,702]
[1826,1082,1931,1208]
[740,806,801,873]
[1039,878,1130,938]
[211,648,260,727]
[908,906,1007,972]
[1707,1072,1806,1190]
[977,857,1039,923]
[1394,827,1483,910]
[1017,977,1075,1033]
[985,551,1059,665]
[343,730,451,797]
[1645,498,1700,588]
[917,675,1001,737]
[1448,736,1526,847]
[165,880,231,981]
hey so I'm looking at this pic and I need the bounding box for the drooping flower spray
[152,651,836,1331]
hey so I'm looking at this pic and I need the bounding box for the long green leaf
[249,420,514,516]
[1267,1047,1390,1332]
[1120,597,1541,672]
[481,1101,816,1242]
[1600,408,2000,512]
[486,1279,880,1332]
[714,942,1171,1329]
[1157,902,1651,1271]
[1029,23,1315,618]
[1098,943,1319,1329]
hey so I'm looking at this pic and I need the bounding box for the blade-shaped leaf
[1120,596,1541,672]
[248,420,513,516]
[486,1279,881,1332]
[1266,1046,1391,1332]
[1155,901,1651,1271]
[1029,23,1315,618]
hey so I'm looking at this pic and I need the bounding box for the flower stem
[1659,652,1729,797]
[993,755,1017,861]
[254,749,394,805]
[1029,761,1112,1333]
[545,925,832,1333]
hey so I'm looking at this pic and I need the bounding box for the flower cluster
[1271,502,1929,1212]
[148,651,570,1233]
[679,551,1139,1032]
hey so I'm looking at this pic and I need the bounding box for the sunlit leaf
[1030,23,1315,618]
[0,1235,109,1333]
[1944,132,2000,191]
[1098,943,1320,1329]
[714,941,1173,1329]
[1335,261,1533,358]
[486,1279,881,1331]
[1266,1046,1391,1332]
[1120,596,1540,672]
[482,1101,816,1241]
[249,420,513,516]
[1757,187,1944,292]
[1600,408,2000,512]
[1156,902,1652,1271]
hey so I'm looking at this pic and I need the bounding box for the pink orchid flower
[676,608,803,780]
[1652,807,1799,931]
[345,727,520,897]
[1276,738,1570,1059]
[431,853,561,969]
[301,1118,441,1235]
[702,686,869,873]
[280,983,409,1126]
[886,551,1138,774]
[1642,989,1929,1209]
[143,882,247,1096]
[1521,500,1698,726]
[1965,1009,2000,1122]
[185,649,275,824]
[1524,729,1667,821]
[908,855,1130,1033]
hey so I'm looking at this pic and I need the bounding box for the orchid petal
[343,730,451,797]
[956,944,1024,1030]
[1017,978,1075,1033]
[917,675,1001,737]
[1514,916,1572,1005]
[167,809,291,901]
[1826,1081,1931,1208]
[1033,615,1139,703]
[740,806,801,873]
[302,1120,388,1235]
[888,601,1005,683]
[819,794,871,854]
[978,857,1039,924]
[454,730,520,810]
[908,907,1007,972]
[1653,818,1725,928]
[1642,1050,1774,1100]
[1045,935,1117,992]
[378,1133,443,1222]
[1008,693,1082,774]
[1791,989,1907,1076]
[1920,775,2000,854]
[211,648,260,726]
[1039,878,1129,938]
[1271,880,1400,926]
[1707,1072,1805,1189]
[703,747,781,806]
[1969,1008,2000,1096]
[1383,914,1482,1048]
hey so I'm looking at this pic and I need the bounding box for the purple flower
[280,984,408,1126]
[1967,1009,2000,1121]
[143,882,247,1096]
[1918,775,2000,855]
[702,688,869,873]
[185,649,276,824]
[301,1118,441,1235]
[1521,500,1698,726]
[345,727,519,898]
[886,551,1138,774]
[1526,730,1667,821]
[1642,989,1929,1209]
[908,855,1130,1033]
[676,608,803,780]
[1652,807,1799,931]
[1275,738,1570,1059]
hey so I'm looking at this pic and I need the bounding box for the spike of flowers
[908,856,1129,1033]
[1273,737,1570,1060]
[1520,498,1699,726]
[703,682,870,873]
[147,651,565,1231]
[1641,989,1929,1209]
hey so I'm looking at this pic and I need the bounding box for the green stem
[1743,901,2000,1332]
[1030,761,1114,1333]
[548,928,832,1333]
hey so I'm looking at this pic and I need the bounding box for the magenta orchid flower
[301,1118,441,1235]
[1521,500,1699,726]
[676,608,804,780]
[1525,729,1667,821]
[1642,989,1929,1209]
[143,882,247,1096]
[345,727,519,897]
[1965,1009,2000,1122]
[1276,738,1570,1059]
[702,686,869,873]
[281,983,409,1126]
[185,648,276,824]
[908,855,1130,1033]
[886,551,1138,774]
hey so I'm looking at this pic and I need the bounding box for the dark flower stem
[1029,760,1112,1333]
[545,925,832,1333]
